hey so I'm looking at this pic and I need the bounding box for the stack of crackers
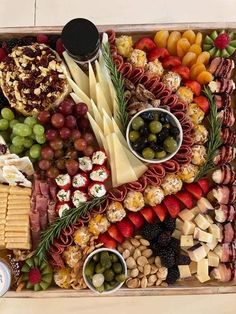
[0,184,31,250]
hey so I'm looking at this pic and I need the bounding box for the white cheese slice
[194,213,211,230]
[91,99,103,128]
[89,62,97,102]
[105,133,117,187]
[205,214,214,224]
[188,243,207,262]
[201,243,210,255]
[102,109,114,132]
[95,60,112,107]
[111,117,127,147]
[87,113,103,149]
[208,251,220,267]
[190,206,201,216]
[196,258,210,283]
[96,82,112,117]
[5,157,34,176]
[2,165,32,188]
[178,265,191,279]
[63,51,89,96]
[194,228,213,243]
[102,112,112,136]
[197,197,214,214]
[179,209,195,221]
[180,235,194,247]
[189,261,197,274]
[123,145,148,179]
[182,221,195,235]
[213,245,222,258]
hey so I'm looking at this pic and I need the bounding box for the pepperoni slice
[162,160,180,173]
[112,55,124,70]
[129,67,145,84]
[120,62,133,78]
[108,185,127,202]
[106,29,116,44]
[148,164,166,178]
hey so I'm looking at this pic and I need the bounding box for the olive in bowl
[83,248,127,294]
[126,108,183,164]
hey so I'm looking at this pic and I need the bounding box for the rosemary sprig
[35,196,107,262]
[195,86,222,181]
[102,43,129,132]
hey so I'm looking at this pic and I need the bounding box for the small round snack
[162,71,181,92]
[106,201,126,223]
[146,59,164,76]
[176,86,193,104]
[54,268,72,289]
[0,43,70,116]
[187,103,205,125]
[73,226,91,247]
[193,124,208,144]
[124,191,145,212]
[88,214,110,236]
[161,173,183,195]
[63,246,82,268]
[129,49,147,68]
[177,163,199,183]
[115,35,133,58]
[144,185,165,206]
[191,144,207,166]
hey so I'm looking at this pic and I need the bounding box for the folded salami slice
[145,175,162,186]
[110,44,118,56]
[127,180,147,192]
[80,212,92,223]
[214,94,231,109]
[112,55,124,70]
[222,222,236,244]
[129,67,145,84]
[108,185,127,202]
[158,88,172,101]
[173,111,186,123]
[170,100,187,112]
[106,29,116,44]
[182,134,194,146]
[138,74,153,85]
[49,251,65,268]
[119,62,133,78]
[173,145,192,165]
[144,76,161,92]
[162,160,180,173]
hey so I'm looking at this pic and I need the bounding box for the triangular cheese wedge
[89,62,97,102]
[87,113,103,148]
[111,117,127,148]
[95,60,112,107]
[91,99,103,128]
[96,83,112,117]
[105,133,117,187]
[123,146,148,178]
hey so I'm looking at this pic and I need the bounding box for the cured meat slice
[48,180,57,201]
[106,29,116,44]
[182,134,194,146]
[148,164,166,178]
[108,185,127,202]
[215,204,236,223]
[214,94,231,109]
[221,128,236,146]
[218,107,235,127]
[119,62,133,78]
[126,180,147,192]
[212,164,236,185]
[214,146,236,165]
[47,201,57,224]
[39,181,49,197]
[211,263,236,282]
[173,145,192,165]
[162,160,180,173]
[144,76,161,92]
[129,67,145,84]
[110,44,118,55]
[222,222,236,243]
[112,55,124,70]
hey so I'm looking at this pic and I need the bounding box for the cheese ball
[88,214,110,236]
[63,246,82,268]
[177,163,199,183]
[161,173,183,195]
[191,145,207,166]
[115,35,133,58]
[144,185,165,206]
[162,71,181,91]
[129,49,147,68]
[73,226,91,248]
[187,103,205,125]
[54,268,71,289]
[124,191,145,212]
[106,201,126,223]
[176,87,193,104]
[146,59,164,77]
[193,124,208,144]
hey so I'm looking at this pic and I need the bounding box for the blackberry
[21,36,36,45]
[140,221,163,242]
[3,38,25,52]
[166,265,180,284]
[149,142,163,152]
[169,126,180,136]
[169,237,180,254]
[48,35,60,49]
[150,241,161,256]
[159,247,176,268]
[0,89,8,106]
[163,217,176,233]
[177,254,191,265]
[157,231,171,247]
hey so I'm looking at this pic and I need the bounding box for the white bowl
[126,108,183,164]
[83,248,127,294]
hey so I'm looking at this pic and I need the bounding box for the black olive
[140,112,154,122]
[156,127,169,143]
[150,142,163,152]
[169,126,180,136]
[132,137,148,152]
[139,124,149,137]
[159,113,170,124]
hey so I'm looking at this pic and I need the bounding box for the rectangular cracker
[6,215,29,221]
[9,186,31,195]
[6,220,29,227]
[5,231,28,237]
[6,242,31,250]
[0,185,9,193]
[5,225,29,232]
[7,204,31,209]
[7,209,30,215]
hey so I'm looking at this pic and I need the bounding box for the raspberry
[28,268,42,285]
[56,38,65,56]
[0,48,7,62]
[214,33,230,50]
[37,34,48,44]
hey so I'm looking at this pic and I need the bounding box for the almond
[142,249,153,258]
[133,248,141,260]
[137,256,148,267]
[141,276,148,288]
[131,238,140,247]
[126,256,137,269]
[140,239,150,246]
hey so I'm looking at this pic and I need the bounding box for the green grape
[13,123,32,137]
[10,144,24,155]
[10,133,15,141]
[12,136,25,147]
[31,133,36,141]
[33,124,45,135]
[10,119,18,128]
[25,150,36,163]
[30,144,41,159]
[35,134,46,144]
[0,119,9,131]
[1,108,14,121]
[24,117,37,127]
[24,137,33,148]
[0,131,11,143]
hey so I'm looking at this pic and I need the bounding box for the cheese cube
[208,224,222,241]
[201,243,210,255]
[172,229,181,239]
[213,245,222,258]
[178,265,191,279]
[178,209,195,221]
[206,237,218,250]
[194,214,210,230]
[190,206,201,216]
[189,261,197,274]
[181,235,194,247]
[182,221,195,235]
[188,243,207,262]
[205,214,214,224]
[196,258,210,283]
[176,218,184,230]
[198,230,213,243]
[208,251,220,267]
[197,197,214,214]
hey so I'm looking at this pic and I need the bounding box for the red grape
[37,34,48,44]
[58,98,74,115]
[54,149,64,159]
[74,138,87,151]
[59,127,71,139]
[49,138,64,151]
[78,117,90,129]
[38,111,51,124]
[71,129,81,141]
[83,145,94,156]
[47,167,60,179]
[41,146,54,160]
[66,149,78,160]
[65,115,77,129]
[51,113,65,128]
[55,159,66,170]
[65,159,79,176]
[83,132,95,144]
[45,129,58,141]
[74,103,88,116]
[38,159,51,170]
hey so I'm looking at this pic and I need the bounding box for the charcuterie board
[0,22,236,298]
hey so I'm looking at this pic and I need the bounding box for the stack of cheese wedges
[0,184,31,250]
[63,33,148,187]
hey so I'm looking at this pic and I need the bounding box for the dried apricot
[177,38,191,58]
[182,52,197,67]
[182,30,196,45]
[190,63,206,80]
[196,71,213,85]
[167,31,181,55]
[188,44,202,55]
[154,30,169,48]
[195,32,203,46]
[196,51,210,65]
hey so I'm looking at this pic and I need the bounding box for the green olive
[95,263,105,274]
[163,123,171,129]
[115,274,126,283]
[104,269,115,282]
[153,112,160,121]
[110,254,119,263]
[113,262,123,274]
[163,137,178,153]
[148,134,157,142]
[149,121,162,134]
[85,261,95,278]
[129,130,140,142]
[142,147,155,159]
[155,151,167,159]
[131,117,144,130]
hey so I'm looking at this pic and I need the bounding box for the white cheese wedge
[206,237,218,250]
[197,197,214,214]
[95,60,112,107]
[179,209,195,221]
[67,77,92,113]
[96,82,112,117]
[172,229,181,239]
[196,258,210,283]
[194,213,210,230]
[123,146,147,179]
[103,115,112,136]
[182,221,196,235]
[5,157,34,176]
[111,117,128,148]
[105,133,117,187]
[178,265,191,279]
[176,218,184,230]
[87,113,103,148]
[2,165,31,188]
[208,251,220,267]
[188,243,207,262]
[189,261,197,274]
[180,235,194,247]
[89,62,97,102]
[208,224,222,241]
[102,109,114,132]
[90,99,102,127]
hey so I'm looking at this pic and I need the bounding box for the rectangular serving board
[1,22,236,298]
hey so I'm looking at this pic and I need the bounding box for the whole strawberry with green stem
[203,30,236,57]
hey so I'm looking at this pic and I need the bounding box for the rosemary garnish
[35,196,107,262]
[102,43,129,132]
[195,86,222,181]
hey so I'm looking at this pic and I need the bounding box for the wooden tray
[1,22,236,298]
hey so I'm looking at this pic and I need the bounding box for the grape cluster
[0,107,45,161]
[37,98,96,179]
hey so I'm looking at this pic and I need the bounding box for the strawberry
[184,80,201,96]
[0,48,7,62]
[175,191,193,209]
[56,38,65,56]
[134,37,156,52]
[193,96,210,113]
[36,34,48,44]
[163,195,181,218]
[98,233,117,249]
[162,56,181,69]
[116,218,134,238]
[107,225,124,243]
[185,183,203,200]
[172,65,190,80]
[140,207,156,223]
[214,33,230,50]
[152,204,167,222]
[197,178,210,194]
[147,47,169,61]
[127,211,145,229]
